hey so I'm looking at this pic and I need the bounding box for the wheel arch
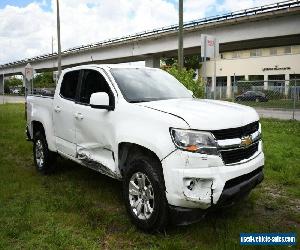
[31,120,46,138]
[118,142,162,177]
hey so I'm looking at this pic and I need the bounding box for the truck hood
[139,98,259,130]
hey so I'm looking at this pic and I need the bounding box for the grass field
[0,104,299,249]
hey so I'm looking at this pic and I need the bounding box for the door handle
[54,106,61,113]
[74,112,84,120]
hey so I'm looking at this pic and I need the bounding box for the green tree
[162,55,201,71]
[33,72,55,88]
[4,77,23,88]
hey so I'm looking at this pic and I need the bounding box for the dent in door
[76,143,120,179]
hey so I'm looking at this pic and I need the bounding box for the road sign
[201,34,219,100]
[24,63,34,81]
[201,34,219,59]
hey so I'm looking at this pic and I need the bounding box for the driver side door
[74,69,117,176]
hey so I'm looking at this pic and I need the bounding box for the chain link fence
[205,79,300,120]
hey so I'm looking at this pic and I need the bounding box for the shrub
[164,65,204,98]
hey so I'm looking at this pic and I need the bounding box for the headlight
[170,128,218,154]
[258,122,262,133]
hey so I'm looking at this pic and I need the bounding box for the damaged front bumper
[161,141,264,225]
[169,166,264,225]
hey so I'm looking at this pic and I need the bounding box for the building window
[283,46,291,54]
[232,51,240,58]
[250,49,262,57]
[231,75,245,84]
[270,48,277,56]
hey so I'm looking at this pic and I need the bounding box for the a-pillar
[285,73,289,97]
[264,75,268,90]
[145,57,160,68]
[226,75,232,99]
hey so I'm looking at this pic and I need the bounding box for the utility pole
[178,0,183,70]
[56,0,62,78]
[51,36,54,54]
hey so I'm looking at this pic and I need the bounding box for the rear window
[60,71,80,100]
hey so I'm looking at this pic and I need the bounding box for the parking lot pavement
[0,95,25,104]
[255,108,300,121]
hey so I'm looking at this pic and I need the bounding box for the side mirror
[90,92,114,110]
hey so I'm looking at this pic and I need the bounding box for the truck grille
[211,121,259,140]
[220,142,259,165]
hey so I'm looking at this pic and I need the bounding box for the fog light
[186,179,196,190]
[183,178,213,202]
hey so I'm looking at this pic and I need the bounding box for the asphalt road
[0,95,299,121]
[255,108,300,121]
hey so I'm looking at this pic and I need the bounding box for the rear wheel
[33,131,56,174]
[123,151,168,232]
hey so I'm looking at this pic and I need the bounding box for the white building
[203,44,300,98]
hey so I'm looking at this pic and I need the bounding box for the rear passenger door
[74,69,116,175]
[53,70,80,157]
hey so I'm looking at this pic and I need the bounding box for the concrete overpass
[0,0,299,76]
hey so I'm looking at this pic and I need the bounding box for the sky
[0,0,282,64]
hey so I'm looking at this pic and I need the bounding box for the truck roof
[62,64,149,73]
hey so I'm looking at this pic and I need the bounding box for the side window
[60,70,79,100]
[79,70,111,104]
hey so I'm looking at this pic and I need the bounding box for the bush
[262,90,285,100]
[164,66,204,98]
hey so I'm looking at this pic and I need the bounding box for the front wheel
[123,152,168,232]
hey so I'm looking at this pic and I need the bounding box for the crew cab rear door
[74,68,116,176]
[53,70,80,157]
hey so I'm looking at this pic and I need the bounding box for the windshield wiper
[128,99,150,103]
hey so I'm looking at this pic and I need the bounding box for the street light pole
[56,0,62,78]
[178,0,183,70]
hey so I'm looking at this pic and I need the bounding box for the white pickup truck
[26,64,264,231]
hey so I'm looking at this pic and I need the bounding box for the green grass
[235,99,300,109]
[0,104,299,249]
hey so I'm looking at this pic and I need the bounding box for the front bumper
[161,141,264,209]
[169,166,264,225]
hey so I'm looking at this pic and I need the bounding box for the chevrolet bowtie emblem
[241,136,253,147]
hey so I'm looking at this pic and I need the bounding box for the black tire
[33,131,56,174]
[123,150,168,232]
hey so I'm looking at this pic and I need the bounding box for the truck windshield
[110,68,192,103]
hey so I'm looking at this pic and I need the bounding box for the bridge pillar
[145,57,160,68]
[0,74,4,95]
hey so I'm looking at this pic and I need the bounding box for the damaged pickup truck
[26,64,264,232]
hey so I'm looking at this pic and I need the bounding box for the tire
[33,131,56,174]
[123,151,168,232]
